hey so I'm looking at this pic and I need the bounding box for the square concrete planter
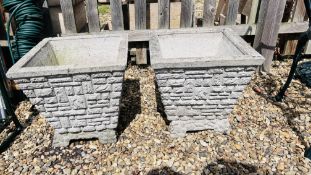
[7,34,128,147]
[150,28,265,137]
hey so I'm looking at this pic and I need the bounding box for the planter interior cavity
[17,35,127,71]
[150,29,265,137]
[157,32,243,59]
[7,34,128,147]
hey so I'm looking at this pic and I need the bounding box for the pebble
[0,61,310,174]
[63,168,71,174]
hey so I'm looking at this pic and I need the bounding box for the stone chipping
[0,60,310,174]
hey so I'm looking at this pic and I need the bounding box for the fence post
[135,0,147,29]
[159,0,170,29]
[86,0,100,32]
[225,0,239,25]
[180,0,193,28]
[60,0,77,33]
[135,0,147,64]
[111,0,124,31]
[203,0,216,26]
[216,0,226,22]
[253,0,287,72]
[248,0,259,24]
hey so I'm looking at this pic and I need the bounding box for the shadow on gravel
[254,74,311,160]
[0,104,38,153]
[117,79,141,137]
[0,128,22,153]
[296,61,311,88]
[202,159,262,175]
[154,80,170,125]
[146,159,263,175]
[25,105,40,126]
[305,147,311,160]
[147,167,183,175]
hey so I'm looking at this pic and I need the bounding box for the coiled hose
[3,0,44,64]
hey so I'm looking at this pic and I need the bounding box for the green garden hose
[3,0,44,64]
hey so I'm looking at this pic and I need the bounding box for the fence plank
[135,0,147,64]
[253,0,287,72]
[239,0,254,18]
[291,0,311,54]
[284,0,305,55]
[216,0,226,21]
[135,0,147,29]
[293,0,306,21]
[47,0,84,7]
[304,43,311,55]
[180,0,193,28]
[63,22,309,40]
[86,0,100,32]
[203,0,216,26]
[248,0,259,24]
[239,0,248,14]
[75,2,88,32]
[111,0,124,30]
[159,0,170,29]
[225,0,239,25]
[60,0,77,33]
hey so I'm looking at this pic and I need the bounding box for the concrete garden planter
[7,34,128,147]
[150,29,265,137]
[6,28,264,145]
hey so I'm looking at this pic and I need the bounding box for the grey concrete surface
[150,28,265,137]
[7,28,265,143]
[7,33,128,147]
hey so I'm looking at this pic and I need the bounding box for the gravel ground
[0,59,310,174]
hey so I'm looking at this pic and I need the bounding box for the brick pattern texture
[15,71,124,137]
[155,66,256,136]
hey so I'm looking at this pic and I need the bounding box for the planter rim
[150,28,265,69]
[6,28,265,78]
[7,33,128,79]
